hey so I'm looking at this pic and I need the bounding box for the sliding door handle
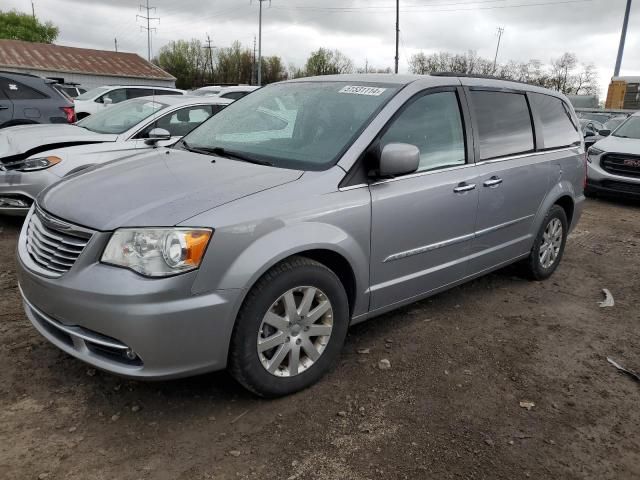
[453,182,476,193]
[483,176,503,187]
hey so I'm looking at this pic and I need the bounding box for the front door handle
[0,106,8,111]
[453,182,476,193]
[483,176,503,188]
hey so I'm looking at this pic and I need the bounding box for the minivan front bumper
[17,210,243,380]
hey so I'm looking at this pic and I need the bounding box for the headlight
[14,155,62,172]
[586,147,604,163]
[101,228,213,277]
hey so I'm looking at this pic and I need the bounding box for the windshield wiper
[210,147,273,166]
[181,142,273,166]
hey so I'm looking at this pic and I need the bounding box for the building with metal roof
[0,39,175,90]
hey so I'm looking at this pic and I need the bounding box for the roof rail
[430,71,532,86]
[0,70,41,78]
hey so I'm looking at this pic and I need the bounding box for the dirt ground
[1,197,639,480]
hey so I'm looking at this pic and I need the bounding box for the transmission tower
[137,0,159,61]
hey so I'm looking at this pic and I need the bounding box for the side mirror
[377,143,420,177]
[103,97,113,105]
[598,129,611,137]
[144,128,172,145]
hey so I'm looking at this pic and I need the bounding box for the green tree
[304,48,354,76]
[0,9,58,43]
[155,39,207,90]
[261,55,288,84]
[215,41,253,85]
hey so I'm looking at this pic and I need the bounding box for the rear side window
[0,78,47,100]
[530,93,580,149]
[380,91,466,172]
[470,91,534,160]
[153,89,178,96]
[127,88,154,100]
[221,91,247,100]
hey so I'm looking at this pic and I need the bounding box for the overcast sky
[5,0,639,97]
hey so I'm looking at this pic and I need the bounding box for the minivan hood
[39,149,303,230]
[593,135,640,155]
[0,124,116,160]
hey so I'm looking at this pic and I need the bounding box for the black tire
[228,256,349,397]
[523,205,568,281]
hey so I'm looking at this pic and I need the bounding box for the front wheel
[523,205,568,280]
[228,256,349,397]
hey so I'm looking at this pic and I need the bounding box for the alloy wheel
[539,218,563,269]
[257,286,333,377]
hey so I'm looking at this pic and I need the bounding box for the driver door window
[380,91,466,172]
[99,89,127,104]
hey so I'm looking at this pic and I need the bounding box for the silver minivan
[17,74,586,397]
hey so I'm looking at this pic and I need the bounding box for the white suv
[74,85,185,118]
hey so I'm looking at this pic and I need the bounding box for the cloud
[7,0,640,97]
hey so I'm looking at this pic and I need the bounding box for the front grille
[25,208,92,277]
[601,180,640,195]
[601,153,640,179]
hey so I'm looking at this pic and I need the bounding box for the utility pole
[204,34,215,83]
[614,0,633,77]
[114,38,118,52]
[252,36,257,85]
[31,1,35,19]
[137,0,159,61]
[493,27,504,73]
[394,0,399,74]
[254,0,270,86]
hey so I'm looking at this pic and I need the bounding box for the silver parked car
[0,95,231,214]
[586,111,640,198]
[17,75,585,397]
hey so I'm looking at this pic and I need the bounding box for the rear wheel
[523,205,568,280]
[228,256,349,397]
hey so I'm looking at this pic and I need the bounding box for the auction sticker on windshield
[339,85,387,96]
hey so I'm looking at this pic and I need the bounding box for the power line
[270,0,593,14]
[137,0,160,61]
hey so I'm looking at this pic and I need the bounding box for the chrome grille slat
[26,245,67,272]
[30,214,87,247]
[24,207,93,276]
[28,242,75,267]
[28,226,83,255]
[26,232,78,262]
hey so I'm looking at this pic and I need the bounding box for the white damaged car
[0,95,231,214]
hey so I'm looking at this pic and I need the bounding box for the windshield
[604,117,626,132]
[612,117,640,139]
[75,86,110,101]
[76,98,167,134]
[579,113,611,124]
[182,81,399,170]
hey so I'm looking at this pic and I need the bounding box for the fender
[193,221,371,318]
[531,179,577,242]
